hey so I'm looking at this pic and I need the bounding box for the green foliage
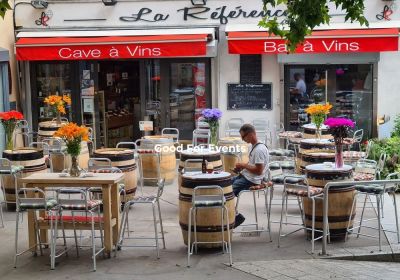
[368,137,400,178]
[391,114,400,138]
[0,0,12,19]
[259,0,368,52]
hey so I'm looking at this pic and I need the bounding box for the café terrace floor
[0,175,399,280]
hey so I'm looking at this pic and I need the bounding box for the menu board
[227,83,272,110]
[240,55,262,84]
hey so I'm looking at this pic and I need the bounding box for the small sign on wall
[83,98,94,113]
[139,121,153,131]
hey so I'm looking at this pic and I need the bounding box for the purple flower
[324,117,355,128]
[202,108,222,122]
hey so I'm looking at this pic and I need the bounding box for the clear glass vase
[69,155,82,177]
[315,126,322,142]
[209,123,219,146]
[335,143,344,169]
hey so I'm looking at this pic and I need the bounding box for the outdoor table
[304,163,355,239]
[20,172,124,257]
[178,171,235,247]
[179,148,222,172]
[302,123,332,139]
[297,139,335,174]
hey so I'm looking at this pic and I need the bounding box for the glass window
[34,63,73,123]
[285,64,374,139]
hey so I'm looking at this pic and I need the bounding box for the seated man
[232,124,269,227]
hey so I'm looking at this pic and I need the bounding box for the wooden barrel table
[93,148,137,200]
[298,139,335,174]
[302,124,332,139]
[38,121,68,140]
[2,148,47,210]
[304,164,354,239]
[179,171,235,247]
[218,137,249,175]
[139,136,177,184]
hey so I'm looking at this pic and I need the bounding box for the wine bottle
[202,156,207,174]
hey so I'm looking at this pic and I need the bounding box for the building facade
[13,0,400,148]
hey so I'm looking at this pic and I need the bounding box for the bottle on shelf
[202,156,207,174]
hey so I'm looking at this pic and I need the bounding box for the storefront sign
[228,35,399,54]
[16,42,206,61]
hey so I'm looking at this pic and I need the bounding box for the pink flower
[324,117,355,128]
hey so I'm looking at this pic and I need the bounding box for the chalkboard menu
[227,83,272,110]
[240,55,262,84]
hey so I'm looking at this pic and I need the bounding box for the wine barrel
[304,164,354,239]
[93,148,137,200]
[218,137,249,175]
[139,137,177,184]
[299,152,335,171]
[179,172,235,248]
[302,124,332,139]
[2,148,47,210]
[38,121,68,140]
[299,139,335,154]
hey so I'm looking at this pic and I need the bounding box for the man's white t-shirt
[242,143,269,184]
[296,79,307,97]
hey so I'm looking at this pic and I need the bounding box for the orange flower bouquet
[0,110,24,150]
[54,123,89,176]
[305,103,332,140]
[44,94,71,124]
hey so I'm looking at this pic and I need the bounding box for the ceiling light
[31,0,48,9]
[102,0,117,6]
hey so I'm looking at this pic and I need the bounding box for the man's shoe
[234,213,245,228]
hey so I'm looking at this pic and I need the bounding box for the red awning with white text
[227,28,399,54]
[16,33,211,61]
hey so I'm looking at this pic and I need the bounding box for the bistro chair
[353,159,377,182]
[116,142,138,159]
[161,128,180,143]
[252,118,269,144]
[13,119,37,148]
[14,187,62,269]
[187,185,232,267]
[196,117,210,130]
[116,152,166,258]
[117,178,166,258]
[0,158,24,209]
[347,129,364,152]
[346,173,400,251]
[234,175,273,242]
[55,188,104,271]
[278,176,325,254]
[41,138,66,173]
[192,129,210,147]
[225,118,244,137]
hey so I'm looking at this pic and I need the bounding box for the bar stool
[14,187,60,268]
[193,129,210,147]
[187,185,232,267]
[0,158,24,209]
[278,176,325,254]
[116,178,166,258]
[161,128,180,143]
[116,152,166,258]
[346,173,400,251]
[234,177,273,242]
[55,188,104,271]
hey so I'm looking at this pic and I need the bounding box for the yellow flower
[44,94,71,115]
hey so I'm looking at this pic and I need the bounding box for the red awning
[227,28,399,54]
[16,34,210,61]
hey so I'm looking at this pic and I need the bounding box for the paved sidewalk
[231,259,400,280]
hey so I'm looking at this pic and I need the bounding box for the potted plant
[44,94,71,124]
[0,110,24,150]
[305,103,332,141]
[201,108,222,145]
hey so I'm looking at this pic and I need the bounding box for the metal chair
[55,188,104,271]
[353,159,377,182]
[376,153,387,180]
[234,176,273,242]
[196,117,210,130]
[187,185,232,267]
[278,176,325,254]
[42,138,66,173]
[192,129,210,147]
[13,119,37,147]
[225,118,244,137]
[252,119,269,144]
[88,158,112,171]
[0,158,24,209]
[14,187,62,268]
[116,142,138,159]
[346,172,400,251]
[161,128,180,143]
[348,129,364,151]
[116,178,166,258]
[51,117,69,123]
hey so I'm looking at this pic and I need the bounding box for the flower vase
[56,112,62,125]
[315,126,322,142]
[5,123,16,150]
[69,155,81,177]
[209,123,219,146]
[335,143,344,169]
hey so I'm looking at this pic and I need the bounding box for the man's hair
[239,124,256,135]
[294,72,301,79]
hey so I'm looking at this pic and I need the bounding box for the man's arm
[236,162,265,176]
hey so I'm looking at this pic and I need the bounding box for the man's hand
[235,163,246,170]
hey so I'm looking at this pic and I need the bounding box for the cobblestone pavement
[231,259,400,280]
